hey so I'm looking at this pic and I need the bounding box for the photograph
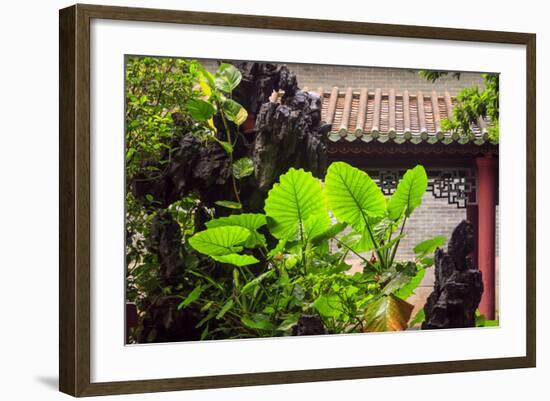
[124,57,500,344]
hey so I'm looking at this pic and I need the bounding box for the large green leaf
[188,226,250,256]
[206,213,266,231]
[387,165,428,220]
[264,168,327,241]
[394,267,426,300]
[223,98,248,126]
[215,63,242,93]
[232,157,254,179]
[241,269,275,295]
[314,294,343,318]
[309,222,347,245]
[214,200,242,210]
[303,213,331,242]
[191,62,215,87]
[380,261,427,300]
[241,314,275,330]
[177,285,203,310]
[212,253,259,266]
[277,314,301,331]
[216,299,234,319]
[363,294,414,332]
[206,213,267,248]
[325,162,386,232]
[338,229,375,253]
[413,235,446,259]
[409,309,425,328]
[186,98,215,122]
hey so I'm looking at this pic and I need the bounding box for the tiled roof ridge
[270,87,491,145]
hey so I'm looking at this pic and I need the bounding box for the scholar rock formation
[292,315,328,336]
[149,211,185,286]
[254,89,329,191]
[137,296,203,343]
[421,220,484,330]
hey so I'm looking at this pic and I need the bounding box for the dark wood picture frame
[59,3,536,397]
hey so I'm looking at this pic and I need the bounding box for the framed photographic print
[59,3,536,397]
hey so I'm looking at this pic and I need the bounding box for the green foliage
[215,200,242,209]
[419,70,499,143]
[409,309,425,328]
[186,161,445,337]
[325,162,387,231]
[186,98,216,121]
[223,98,248,126]
[206,213,266,248]
[418,70,461,82]
[264,168,327,241]
[211,253,259,267]
[475,310,499,327]
[388,165,428,220]
[214,63,243,93]
[188,226,259,267]
[232,157,254,179]
[125,57,201,181]
[189,62,249,204]
[414,235,446,259]
[178,285,203,310]
[314,294,344,318]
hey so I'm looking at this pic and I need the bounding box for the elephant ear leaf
[206,213,267,248]
[188,226,258,266]
[325,162,386,231]
[211,253,259,267]
[387,165,428,221]
[264,168,327,241]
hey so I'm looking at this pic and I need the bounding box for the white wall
[0,0,545,400]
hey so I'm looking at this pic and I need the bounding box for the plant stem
[218,104,242,206]
[334,238,370,264]
[364,221,387,269]
[389,216,407,267]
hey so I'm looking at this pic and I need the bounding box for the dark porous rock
[292,315,328,336]
[149,210,185,286]
[232,62,296,115]
[191,141,233,203]
[137,296,203,343]
[132,131,232,208]
[131,130,202,208]
[421,220,484,330]
[232,62,328,192]
[254,88,328,191]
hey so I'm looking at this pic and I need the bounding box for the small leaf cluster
[125,57,200,181]
[419,70,499,143]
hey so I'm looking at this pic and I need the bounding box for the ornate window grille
[366,168,477,209]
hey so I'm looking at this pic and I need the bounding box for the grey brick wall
[285,62,486,95]
[200,59,487,95]
[396,193,466,261]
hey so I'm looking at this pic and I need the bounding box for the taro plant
[183,161,445,337]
